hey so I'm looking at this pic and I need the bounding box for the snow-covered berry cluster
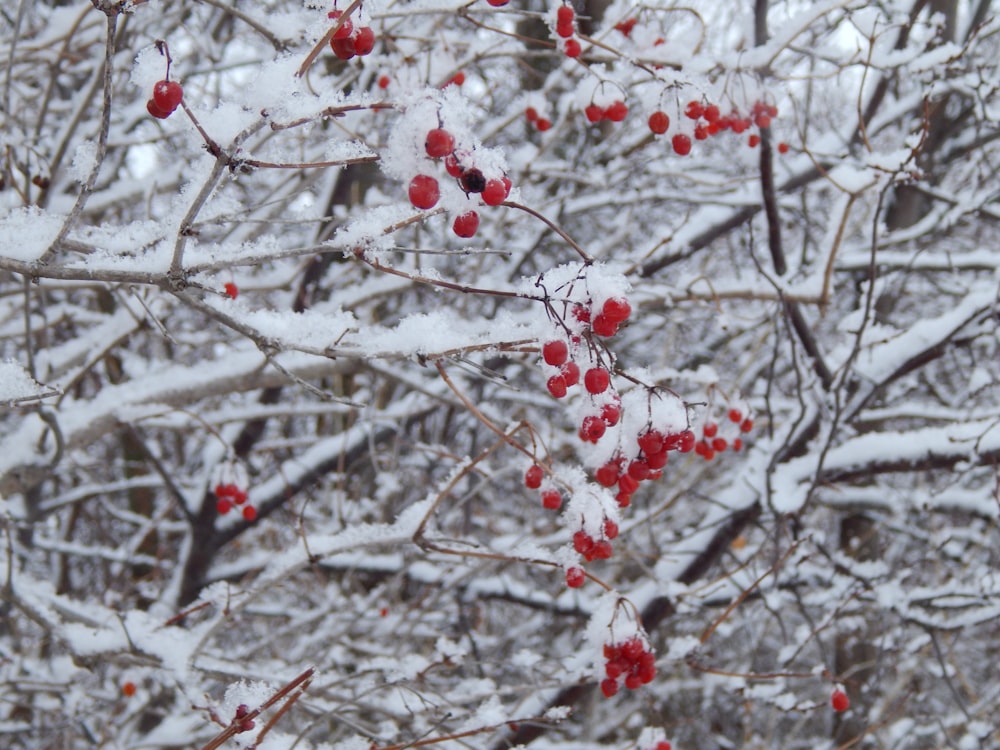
[328,8,376,60]
[694,406,754,460]
[212,463,256,521]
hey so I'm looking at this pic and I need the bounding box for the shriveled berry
[460,168,486,193]
[408,175,440,209]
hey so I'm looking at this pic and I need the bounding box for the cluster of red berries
[525,107,552,132]
[600,636,656,697]
[524,463,563,511]
[831,688,850,712]
[409,126,512,238]
[146,80,183,119]
[595,426,696,508]
[584,100,629,124]
[693,408,754,460]
[328,9,376,59]
[554,4,583,58]
[648,98,788,155]
[541,300,629,401]
[214,483,257,521]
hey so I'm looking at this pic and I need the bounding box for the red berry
[560,361,580,386]
[146,99,171,119]
[740,418,754,433]
[408,175,440,209]
[330,35,356,59]
[579,415,606,442]
[685,100,704,120]
[444,154,463,178]
[564,38,582,57]
[605,100,628,122]
[831,689,850,713]
[573,530,595,555]
[637,430,663,455]
[777,141,790,154]
[672,133,692,155]
[703,104,720,122]
[601,401,621,426]
[535,117,552,131]
[748,134,760,148]
[591,314,618,337]
[624,673,642,690]
[223,282,238,299]
[595,461,621,487]
[525,107,539,122]
[540,489,562,510]
[487,0,509,5]
[600,677,619,698]
[732,437,743,451]
[122,681,137,697]
[754,113,771,129]
[614,18,637,36]
[524,464,544,489]
[546,375,568,398]
[152,80,183,112]
[452,211,480,238]
[216,499,232,515]
[482,178,508,206]
[648,110,670,134]
[654,743,672,750]
[242,505,257,522]
[378,75,390,88]
[694,124,708,140]
[542,340,568,366]
[556,21,575,38]
[601,297,631,322]
[425,128,455,158]
[584,367,610,394]
[677,429,696,452]
[703,422,718,438]
[711,437,727,452]
[584,104,605,123]
[603,518,619,539]
[618,474,639,495]
[565,567,585,588]
[728,408,743,423]
[329,11,353,39]
[627,459,651,481]
[556,5,575,24]
[646,450,668,470]
[591,539,613,559]
[354,26,375,56]
[445,71,465,87]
